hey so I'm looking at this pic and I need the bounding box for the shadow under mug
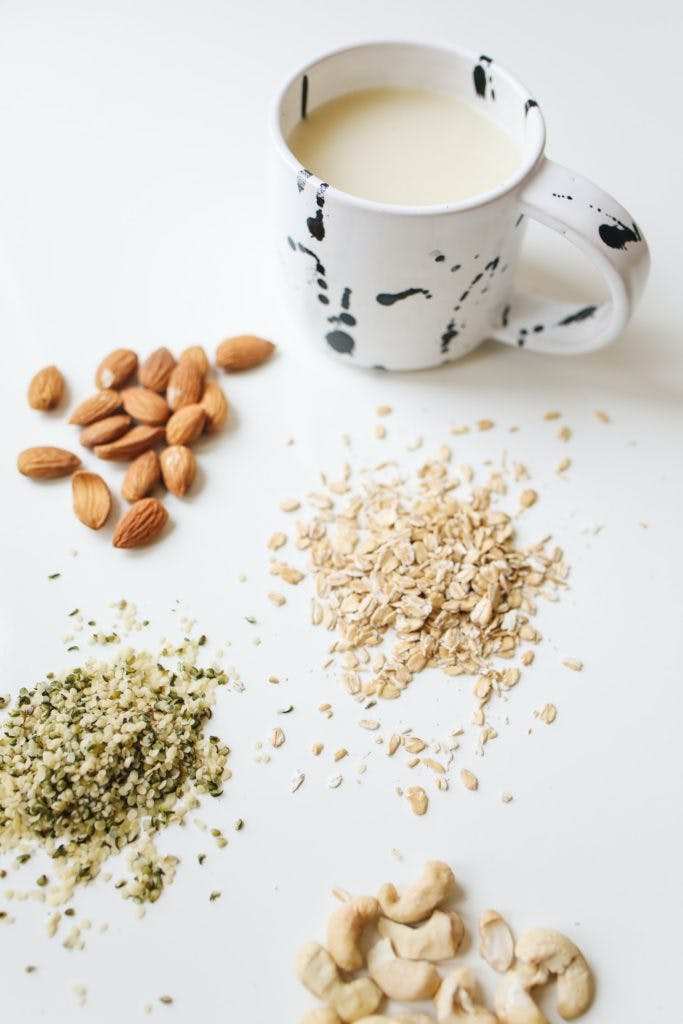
[271,41,650,371]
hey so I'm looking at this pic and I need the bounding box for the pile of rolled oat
[282,447,567,723]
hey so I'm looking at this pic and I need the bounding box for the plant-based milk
[287,86,521,206]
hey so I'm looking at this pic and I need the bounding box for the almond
[72,471,111,529]
[94,425,164,460]
[215,334,275,372]
[139,347,176,392]
[80,414,132,448]
[166,404,206,445]
[200,380,229,432]
[160,445,196,496]
[166,360,204,411]
[95,348,138,389]
[121,386,171,425]
[27,365,64,410]
[113,497,168,549]
[179,345,209,376]
[17,446,80,479]
[69,389,121,426]
[121,450,161,502]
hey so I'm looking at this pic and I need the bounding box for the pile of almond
[18,335,275,548]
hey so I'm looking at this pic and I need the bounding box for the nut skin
[215,334,275,372]
[69,389,122,426]
[72,471,112,529]
[120,386,171,425]
[139,347,176,392]
[28,365,64,410]
[121,450,161,502]
[80,414,132,448]
[200,380,229,432]
[166,404,206,446]
[160,445,196,496]
[179,345,209,376]
[113,497,168,548]
[95,348,138,390]
[17,446,81,479]
[166,360,204,411]
[94,425,164,460]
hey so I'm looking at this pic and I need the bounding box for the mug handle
[490,158,650,353]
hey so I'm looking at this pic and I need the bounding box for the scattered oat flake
[556,457,571,474]
[405,786,428,816]
[374,424,387,439]
[333,748,348,762]
[280,498,300,512]
[270,561,304,585]
[327,774,343,789]
[460,769,478,791]
[267,531,287,551]
[332,887,350,902]
[311,743,323,756]
[477,419,494,431]
[267,591,286,607]
[289,770,305,793]
[270,727,285,748]
[520,650,535,666]
[407,436,423,451]
[595,410,610,422]
[563,658,583,672]
[544,411,561,420]
[501,792,513,803]
[450,425,469,435]
[267,675,279,685]
[519,489,538,509]
[539,703,557,724]
[359,719,380,731]
[72,985,86,1008]
[376,405,392,416]
[558,426,572,442]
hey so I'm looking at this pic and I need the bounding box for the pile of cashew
[296,861,594,1024]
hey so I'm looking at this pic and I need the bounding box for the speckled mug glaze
[271,42,649,371]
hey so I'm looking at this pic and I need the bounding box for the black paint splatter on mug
[558,305,597,325]
[306,181,329,241]
[297,169,311,193]
[440,318,458,354]
[300,75,309,120]
[473,55,494,100]
[325,329,355,355]
[524,98,538,115]
[376,288,432,306]
[599,222,641,250]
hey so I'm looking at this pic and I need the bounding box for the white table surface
[1,1,681,1020]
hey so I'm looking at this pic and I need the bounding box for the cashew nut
[435,967,498,1023]
[301,1010,342,1024]
[378,860,455,924]
[367,937,441,1002]
[478,909,514,972]
[494,962,549,1024]
[378,910,464,961]
[328,895,380,971]
[515,929,593,1020]
[355,1017,436,1023]
[295,942,382,1022]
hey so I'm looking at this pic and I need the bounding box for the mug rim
[271,39,547,217]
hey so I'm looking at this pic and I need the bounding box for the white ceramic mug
[271,42,650,371]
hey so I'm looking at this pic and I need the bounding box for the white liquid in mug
[287,86,522,206]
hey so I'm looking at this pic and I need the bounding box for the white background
[1,1,681,1021]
